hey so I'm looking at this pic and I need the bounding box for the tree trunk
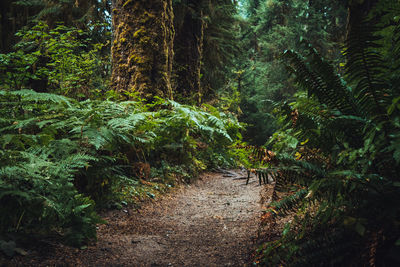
[111,0,174,100]
[0,0,32,53]
[346,0,379,38]
[173,1,205,104]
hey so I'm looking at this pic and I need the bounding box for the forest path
[14,170,263,266]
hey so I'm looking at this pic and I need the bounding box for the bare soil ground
[6,169,266,266]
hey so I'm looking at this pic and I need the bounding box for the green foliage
[0,21,110,98]
[153,100,242,170]
[201,0,239,98]
[13,0,111,31]
[0,89,241,247]
[259,4,400,265]
[237,0,347,145]
[0,50,37,90]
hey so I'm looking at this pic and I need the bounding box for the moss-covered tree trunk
[111,0,174,100]
[173,1,205,104]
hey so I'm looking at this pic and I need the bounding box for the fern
[260,5,400,266]
[283,48,359,117]
[344,20,391,118]
[0,89,73,106]
[0,89,242,246]
[269,189,308,216]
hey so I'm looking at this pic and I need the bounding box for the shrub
[258,6,400,265]
[0,89,241,246]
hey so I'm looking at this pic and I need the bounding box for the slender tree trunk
[0,0,11,52]
[346,0,379,38]
[173,1,205,104]
[111,0,174,100]
[0,0,30,53]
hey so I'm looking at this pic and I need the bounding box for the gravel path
[8,170,263,266]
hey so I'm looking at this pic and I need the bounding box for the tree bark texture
[173,3,205,104]
[111,0,174,100]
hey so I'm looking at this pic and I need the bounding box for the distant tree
[237,0,347,145]
[111,0,174,100]
[201,0,238,102]
[173,0,206,103]
[173,0,238,104]
[0,0,35,53]
[0,0,111,53]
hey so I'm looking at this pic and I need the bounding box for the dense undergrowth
[0,19,247,252]
[255,3,400,266]
[0,89,243,251]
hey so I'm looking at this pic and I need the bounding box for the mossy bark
[173,2,205,104]
[111,0,174,100]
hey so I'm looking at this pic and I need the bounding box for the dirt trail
[9,169,263,266]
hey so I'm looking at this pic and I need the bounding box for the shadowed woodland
[1,0,400,266]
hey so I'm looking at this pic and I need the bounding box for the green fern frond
[269,189,308,216]
[344,20,391,118]
[283,49,360,117]
[0,89,74,107]
[107,112,150,131]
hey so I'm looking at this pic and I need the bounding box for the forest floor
[6,169,270,266]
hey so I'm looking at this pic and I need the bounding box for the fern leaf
[344,20,391,117]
